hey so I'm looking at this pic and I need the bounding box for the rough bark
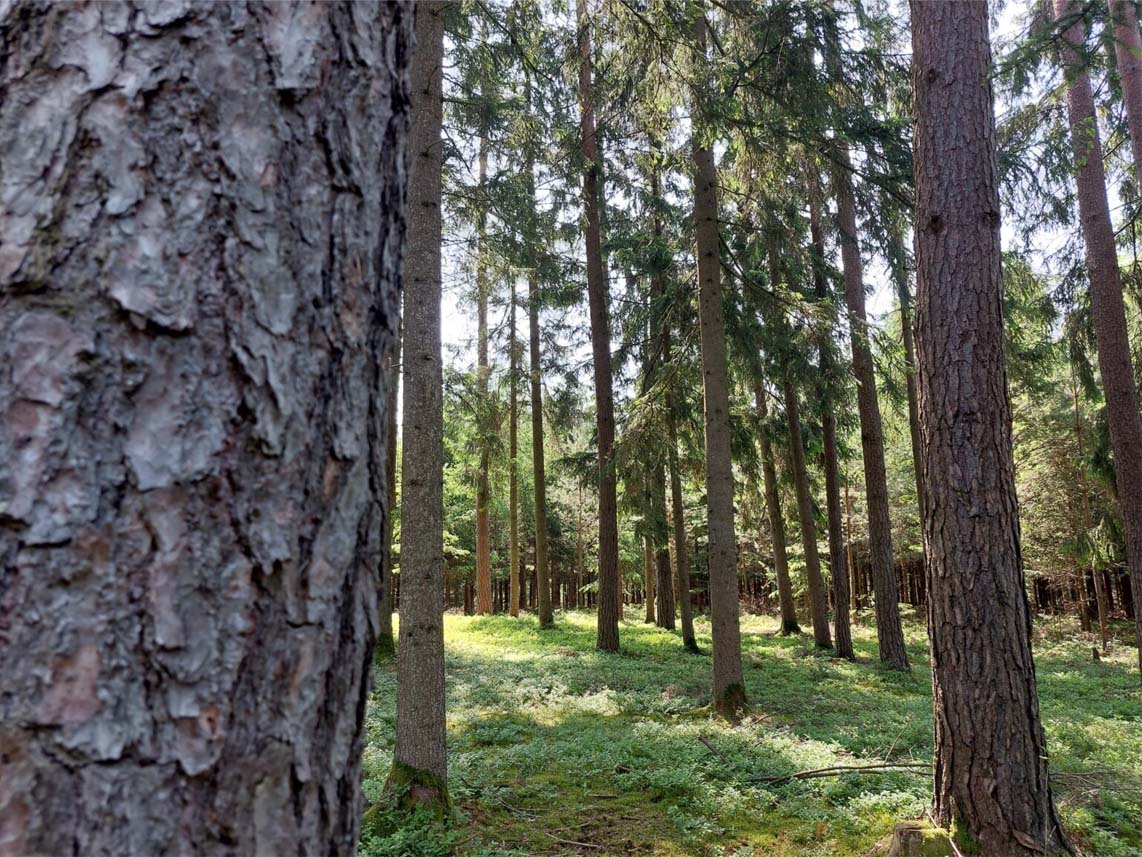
[393,0,448,806]
[528,267,553,628]
[1112,0,1142,179]
[692,12,745,717]
[378,307,402,658]
[756,384,801,635]
[475,145,492,616]
[1056,0,1142,676]
[782,373,832,648]
[509,278,521,617]
[912,3,1070,851]
[808,184,853,659]
[832,148,910,671]
[577,0,619,651]
[0,1,411,852]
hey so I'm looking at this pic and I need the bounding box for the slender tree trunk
[1057,0,1142,676]
[832,151,910,671]
[0,3,411,850]
[378,309,402,658]
[1112,0,1142,179]
[692,12,744,716]
[667,353,698,651]
[756,385,801,634]
[577,484,585,609]
[823,13,909,671]
[808,184,853,659]
[782,373,832,648]
[475,146,493,616]
[509,279,521,617]
[392,0,448,807]
[890,226,928,537]
[912,4,1070,851]
[644,537,656,623]
[654,467,678,631]
[528,267,553,628]
[577,0,620,651]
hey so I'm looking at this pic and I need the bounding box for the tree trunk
[692,12,745,716]
[832,149,910,671]
[808,184,853,659]
[1057,0,1142,676]
[378,309,402,658]
[911,3,1070,851]
[756,385,801,634]
[509,279,521,617]
[667,357,698,651]
[528,266,553,629]
[577,0,620,651]
[576,484,585,609]
[644,537,656,623]
[0,2,412,852]
[782,373,832,648]
[890,226,928,541]
[392,0,448,807]
[1112,0,1142,180]
[475,145,493,616]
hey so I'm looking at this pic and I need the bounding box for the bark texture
[667,349,697,650]
[0,1,411,853]
[912,3,1069,851]
[577,0,619,651]
[692,12,745,716]
[782,374,831,648]
[890,227,927,536]
[1056,0,1142,676]
[756,385,800,635]
[394,0,447,803]
[833,147,910,671]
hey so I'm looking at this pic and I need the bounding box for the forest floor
[362,610,1141,857]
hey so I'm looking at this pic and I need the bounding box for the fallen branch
[749,762,931,784]
[543,831,602,850]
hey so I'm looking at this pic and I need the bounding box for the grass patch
[361,611,1141,856]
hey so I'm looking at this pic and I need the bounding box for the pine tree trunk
[0,2,411,851]
[891,226,928,538]
[510,279,521,617]
[528,268,553,628]
[808,184,853,659]
[576,484,585,609]
[475,146,493,616]
[644,537,656,623]
[378,309,402,659]
[667,352,698,651]
[392,0,448,807]
[756,385,801,634]
[692,11,744,715]
[1057,0,1142,677]
[832,147,910,671]
[782,373,832,648]
[577,0,620,651]
[1112,0,1142,179]
[911,3,1070,851]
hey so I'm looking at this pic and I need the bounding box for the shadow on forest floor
[361,611,1142,857]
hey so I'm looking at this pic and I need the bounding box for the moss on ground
[360,611,1142,856]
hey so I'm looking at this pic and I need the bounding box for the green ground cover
[362,611,1141,856]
